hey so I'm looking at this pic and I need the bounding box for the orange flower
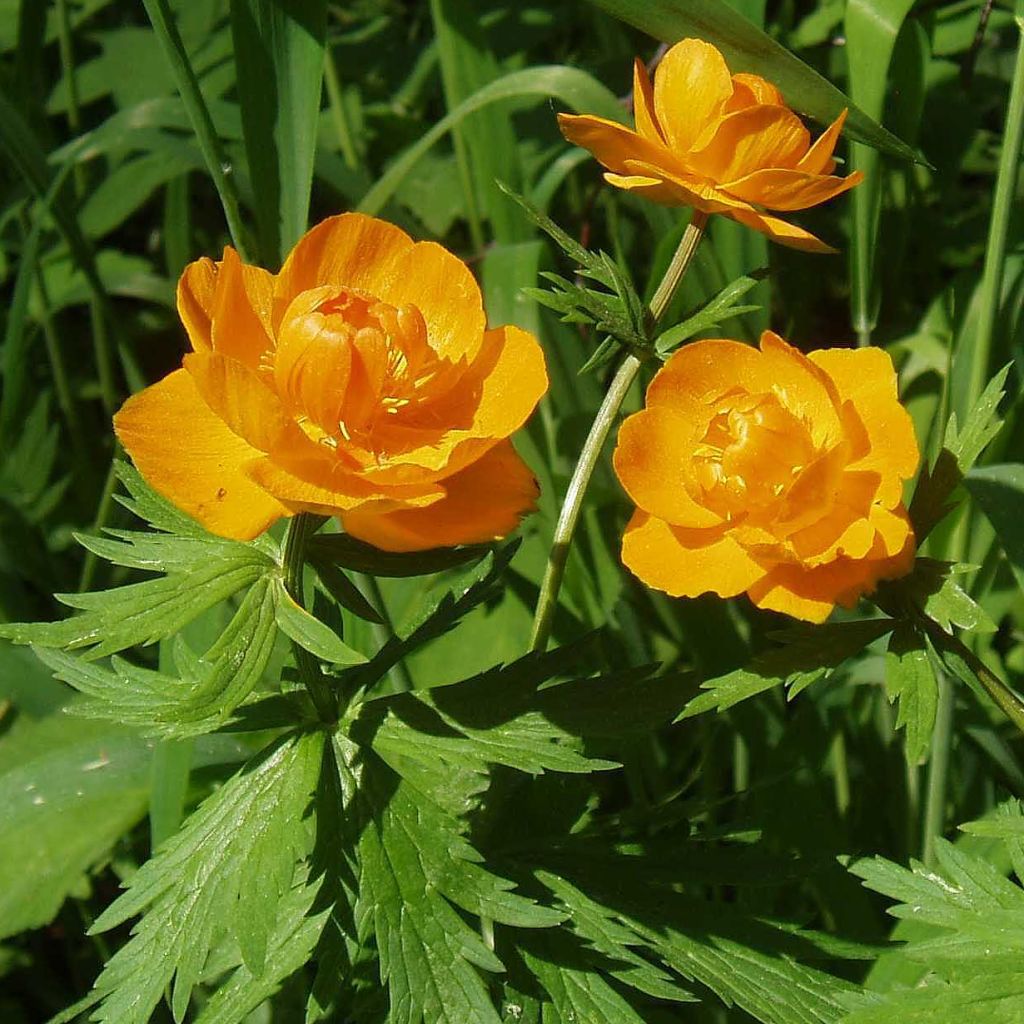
[557,38,862,252]
[613,333,919,622]
[114,214,548,551]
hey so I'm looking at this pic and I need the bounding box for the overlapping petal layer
[558,38,862,251]
[114,213,548,549]
[614,333,919,622]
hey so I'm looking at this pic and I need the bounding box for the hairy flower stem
[283,513,337,722]
[530,212,707,651]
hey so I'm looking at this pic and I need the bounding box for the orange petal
[341,440,539,552]
[183,351,303,454]
[724,206,837,253]
[557,113,674,176]
[721,167,863,211]
[620,160,755,214]
[209,247,276,368]
[632,57,664,143]
[363,324,548,483]
[808,346,920,507]
[726,72,785,111]
[748,518,914,623]
[177,258,217,351]
[758,331,844,445]
[692,106,810,180]
[613,407,722,528]
[797,110,849,176]
[275,213,485,362]
[621,510,766,599]
[113,369,288,541]
[245,453,444,516]
[646,338,763,411]
[652,38,734,152]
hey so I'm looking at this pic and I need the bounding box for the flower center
[273,286,445,449]
[693,392,816,519]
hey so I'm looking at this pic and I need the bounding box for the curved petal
[183,351,303,454]
[809,346,920,507]
[613,407,722,527]
[797,110,848,176]
[557,113,675,176]
[177,258,217,351]
[620,160,755,213]
[652,38,733,153]
[720,167,863,211]
[113,369,288,540]
[632,57,663,143]
[723,206,837,253]
[748,517,914,622]
[621,510,766,599]
[362,324,548,483]
[210,247,276,368]
[692,105,810,180]
[646,338,763,410]
[341,440,539,552]
[245,453,444,515]
[759,331,843,445]
[726,73,784,111]
[275,213,485,362]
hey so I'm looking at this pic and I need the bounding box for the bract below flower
[613,333,919,622]
[558,38,863,252]
[114,214,548,551]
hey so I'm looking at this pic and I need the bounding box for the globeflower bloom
[558,38,863,252]
[114,214,548,551]
[613,333,919,622]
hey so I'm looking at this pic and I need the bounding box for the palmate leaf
[86,731,322,1024]
[678,619,895,719]
[355,748,562,1024]
[885,624,939,766]
[534,860,857,1024]
[908,365,1009,542]
[34,576,280,737]
[654,271,766,356]
[845,811,1024,1021]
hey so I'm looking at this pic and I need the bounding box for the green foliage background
[0,0,1023,1022]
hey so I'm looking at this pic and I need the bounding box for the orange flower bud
[613,333,920,622]
[558,38,863,252]
[113,214,549,550]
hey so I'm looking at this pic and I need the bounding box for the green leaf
[1,558,267,659]
[521,935,651,1024]
[356,749,560,1024]
[922,570,997,634]
[584,0,921,162]
[37,575,280,737]
[965,464,1024,592]
[654,272,765,356]
[678,619,895,719]
[885,624,939,765]
[312,560,384,625]
[306,532,490,578]
[273,580,367,666]
[230,0,326,265]
[87,731,323,1024]
[909,366,1009,542]
[0,709,248,941]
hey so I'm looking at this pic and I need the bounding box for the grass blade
[230,0,327,266]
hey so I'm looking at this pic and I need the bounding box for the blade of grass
[844,0,917,346]
[230,0,327,266]
[429,0,526,248]
[141,0,253,261]
[358,65,623,217]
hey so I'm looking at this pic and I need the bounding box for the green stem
[141,0,253,261]
[922,671,953,867]
[78,456,120,592]
[966,12,1024,417]
[283,513,337,722]
[529,212,707,652]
